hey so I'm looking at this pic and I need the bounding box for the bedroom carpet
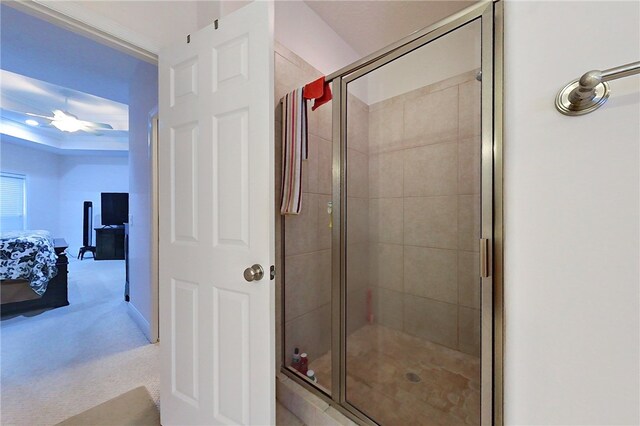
[1,257,159,426]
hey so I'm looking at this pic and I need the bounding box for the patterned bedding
[0,230,58,296]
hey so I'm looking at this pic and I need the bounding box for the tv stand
[95,226,125,260]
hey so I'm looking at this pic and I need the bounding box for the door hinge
[479,238,491,278]
[270,265,275,280]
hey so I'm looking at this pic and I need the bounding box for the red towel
[304,76,332,111]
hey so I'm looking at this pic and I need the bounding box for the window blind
[0,173,26,232]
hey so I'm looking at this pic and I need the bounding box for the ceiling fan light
[51,117,83,132]
[51,110,83,132]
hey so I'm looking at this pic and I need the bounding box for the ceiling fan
[24,109,115,133]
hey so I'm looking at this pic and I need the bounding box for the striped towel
[280,87,308,215]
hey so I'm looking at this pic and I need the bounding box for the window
[0,172,26,232]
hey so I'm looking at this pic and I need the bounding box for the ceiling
[304,1,477,56]
[1,70,129,153]
[0,4,154,155]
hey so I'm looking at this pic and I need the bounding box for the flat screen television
[101,192,129,226]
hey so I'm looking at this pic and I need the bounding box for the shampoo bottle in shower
[291,347,301,371]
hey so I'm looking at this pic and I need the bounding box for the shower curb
[276,373,358,426]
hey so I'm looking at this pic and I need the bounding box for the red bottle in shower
[299,353,309,375]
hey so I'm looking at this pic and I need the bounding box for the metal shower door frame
[282,1,504,424]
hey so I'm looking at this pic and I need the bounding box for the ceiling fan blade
[79,120,114,130]
[24,112,55,121]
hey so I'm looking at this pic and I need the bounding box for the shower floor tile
[309,324,480,426]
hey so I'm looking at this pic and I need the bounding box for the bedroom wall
[0,140,129,251]
[58,154,129,253]
[0,140,61,235]
[127,60,159,342]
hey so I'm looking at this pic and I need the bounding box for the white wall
[0,140,129,253]
[274,1,360,75]
[0,140,60,235]
[358,20,480,105]
[504,1,640,424]
[127,61,158,342]
[58,154,129,252]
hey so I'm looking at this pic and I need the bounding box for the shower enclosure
[279,2,503,424]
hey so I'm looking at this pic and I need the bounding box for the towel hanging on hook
[279,76,332,215]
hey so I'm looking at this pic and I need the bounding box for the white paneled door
[158,2,275,425]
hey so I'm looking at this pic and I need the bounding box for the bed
[0,230,69,316]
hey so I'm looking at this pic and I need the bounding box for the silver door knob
[243,264,264,282]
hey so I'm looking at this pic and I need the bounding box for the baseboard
[127,302,155,343]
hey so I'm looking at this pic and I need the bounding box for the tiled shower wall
[276,43,371,371]
[366,70,482,356]
[277,42,482,373]
[345,95,370,337]
[275,42,333,368]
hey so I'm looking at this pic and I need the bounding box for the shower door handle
[243,264,265,282]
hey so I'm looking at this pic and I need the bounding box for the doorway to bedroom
[0,4,160,425]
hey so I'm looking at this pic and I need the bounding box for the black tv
[101,192,129,226]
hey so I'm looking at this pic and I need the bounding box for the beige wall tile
[347,95,369,155]
[404,86,458,147]
[458,306,481,357]
[274,53,302,105]
[346,242,369,292]
[370,243,403,292]
[369,98,403,154]
[347,287,370,335]
[285,193,319,256]
[275,52,319,106]
[373,287,403,331]
[347,149,368,199]
[404,196,458,249]
[404,246,457,304]
[284,249,331,322]
[458,251,480,309]
[369,198,403,244]
[458,194,480,252]
[285,303,332,365]
[276,374,330,425]
[403,295,458,349]
[317,138,332,195]
[346,196,369,245]
[404,143,458,197]
[369,151,403,198]
[317,194,332,251]
[458,80,481,140]
[458,136,481,195]
[304,134,319,194]
[275,42,319,75]
[308,99,332,141]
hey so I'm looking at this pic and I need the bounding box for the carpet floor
[1,256,159,426]
[55,386,159,426]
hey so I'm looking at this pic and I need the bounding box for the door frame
[9,0,161,343]
[280,1,504,425]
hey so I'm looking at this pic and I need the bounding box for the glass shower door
[343,18,483,425]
